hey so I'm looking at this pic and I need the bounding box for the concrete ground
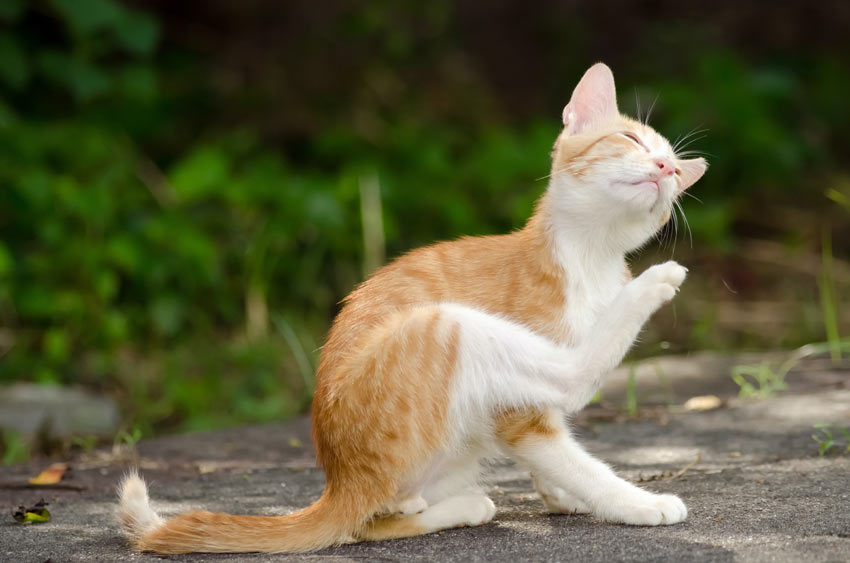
[2,358,849,562]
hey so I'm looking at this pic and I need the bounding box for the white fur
[512,430,687,525]
[414,495,496,532]
[532,472,591,515]
[385,495,428,515]
[117,470,163,542]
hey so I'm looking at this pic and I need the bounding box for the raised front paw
[633,261,688,310]
[596,492,688,526]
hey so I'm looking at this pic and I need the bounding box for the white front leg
[511,428,687,526]
[566,261,687,406]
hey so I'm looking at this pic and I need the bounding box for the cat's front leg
[505,422,687,526]
[583,261,686,368]
[569,261,687,406]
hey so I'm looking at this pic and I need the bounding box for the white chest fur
[561,263,627,346]
[550,239,629,348]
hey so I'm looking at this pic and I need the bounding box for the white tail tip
[117,470,163,542]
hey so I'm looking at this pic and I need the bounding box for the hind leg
[359,494,496,542]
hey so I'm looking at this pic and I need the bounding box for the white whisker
[680,191,703,204]
[672,127,708,154]
[670,200,678,255]
[675,149,711,157]
[634,88,643,124]
[674,198,693,248]
[674,137,708,158]
[644,92,660,126]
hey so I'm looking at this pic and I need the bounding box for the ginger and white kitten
[118,62,707,554]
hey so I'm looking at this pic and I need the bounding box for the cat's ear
[561,63,619,135]
[677,157,707,191]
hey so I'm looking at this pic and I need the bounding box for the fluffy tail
[117,471,366,554]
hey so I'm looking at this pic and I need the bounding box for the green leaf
[150,295,185,337]
[116,65,157,100]
[2,429,30,465]
[19,507,51,524]
[819,439,835,456]
[0,0,25,22]
[95,270,119,301]
[0,242,12,276]
[37,51,112,101]
[102,311,128,343]
[112,10,159,55]
[106,234,143,273]
[170,146,231,201]
[16,286,56,319]
[48,0,122,35]
[0,32,28,89]
[43,328,70,363]
[12,500,50,524]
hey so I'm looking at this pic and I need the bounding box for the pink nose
[654,157,675,177]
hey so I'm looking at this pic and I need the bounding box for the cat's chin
[623,189,665,215]
[611,180,662,209]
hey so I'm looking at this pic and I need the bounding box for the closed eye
[619,132,649,151]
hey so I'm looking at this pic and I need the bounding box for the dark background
[1,0,848,444]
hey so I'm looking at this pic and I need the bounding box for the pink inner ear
[562,63,619,135]
[678,158,707,191]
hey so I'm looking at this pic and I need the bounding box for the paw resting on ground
[597,492,687,526]
[452,495,497,527]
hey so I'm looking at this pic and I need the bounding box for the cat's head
[548,63,706,251]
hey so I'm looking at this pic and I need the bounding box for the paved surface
[2,362,849,562]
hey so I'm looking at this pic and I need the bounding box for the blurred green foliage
[0,1,848,435]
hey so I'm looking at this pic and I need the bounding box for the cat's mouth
[614,178,660,191]
[629,180,660,192]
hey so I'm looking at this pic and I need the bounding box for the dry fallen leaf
[197,463,218,475]
[715,516,723,522]
[28,463,68,485]
[287,437,303,448]
[683,395,723,412]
